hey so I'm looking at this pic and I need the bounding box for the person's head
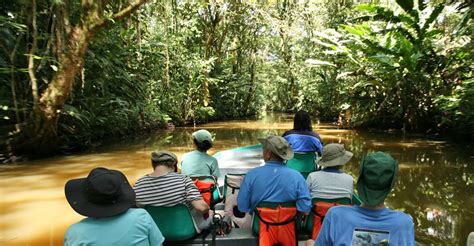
[293,110,313,131]
[258,135,294,162]
[357,152,398,207]
[151,150,178,170]
[192,129,213,152]
[319,143,353,168]
[65,167,135,218]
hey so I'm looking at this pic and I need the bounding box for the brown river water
[0,113,473,245]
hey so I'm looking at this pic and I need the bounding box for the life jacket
[192,178,215,219]
[255,204,298,246]
[310,201,350,240]
[223,174,252,228]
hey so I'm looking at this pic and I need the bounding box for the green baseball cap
[192,129,213,144]
[357,152,398,206]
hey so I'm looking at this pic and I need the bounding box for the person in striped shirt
[134,150,211,231]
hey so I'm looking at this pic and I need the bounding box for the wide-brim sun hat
[192,129,213,144]
[65,167,136,218]
[318,143,353,167]
[357,152,398,206]
[258,135,294,160]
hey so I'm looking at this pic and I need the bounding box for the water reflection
[0,113,472,245]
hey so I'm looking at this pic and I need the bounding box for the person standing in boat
[64,167,164,246]
[181,129,221,178]
[282,110,323,156]
[306,143,354,200]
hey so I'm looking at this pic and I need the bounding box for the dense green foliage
[0,0,472,157]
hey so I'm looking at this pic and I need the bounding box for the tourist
[64,167,164,245]
[181,129,220,178]
[306,143,354,199]
[134,150,211,230]
[237,135,311,213]
[282,110,323,155]
[307,152,415,245]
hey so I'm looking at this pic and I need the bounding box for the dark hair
[293,110,313,131]
[194,138,213,152]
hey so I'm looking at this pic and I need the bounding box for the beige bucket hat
[319,143,353,167]
[258,135,294,160]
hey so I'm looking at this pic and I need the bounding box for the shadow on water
[0,113,472,245]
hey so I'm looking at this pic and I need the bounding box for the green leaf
[396,0,414,14]
[343,25,365,36]
[421,5,444,33]
[356,4,377,13]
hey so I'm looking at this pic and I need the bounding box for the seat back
[191,176,222,207]
[286,152,316,178]
[223,173,252,228]
[252,202,299,246]
[145,204,198,241]
[305,197,352,240]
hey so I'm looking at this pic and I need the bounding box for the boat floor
[170,228,310,246]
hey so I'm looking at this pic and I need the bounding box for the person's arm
[315,210,332,245]
[191,199,210,214]
[237,175,251,213]
[184,176,209,214]
[145,211,165,246]
[407,215,416,245]
[296,177,312,214]
[210,157,221,178]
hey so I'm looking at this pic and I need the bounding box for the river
[0,113,472,245]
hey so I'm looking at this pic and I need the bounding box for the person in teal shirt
[181,129,221,178]
[64,167,164,246]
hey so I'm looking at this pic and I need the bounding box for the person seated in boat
[306,143,354,200]
[282,110,323,156]
[134,150,211,230]
[64,167,164,246]
[307,152,415,246]
[237,135,311,214]
[181,129,221,178]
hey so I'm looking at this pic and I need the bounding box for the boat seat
[252,201,301,245]
[286,152,317,179]
[145,204,198,241]
[305,195,361,240]
[190,175,223,207]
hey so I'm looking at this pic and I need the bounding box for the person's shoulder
[282,166,307,180]
[126,208,152,219]
[282,130,293,137]
[387,209,413,223]
[328,205,356,213]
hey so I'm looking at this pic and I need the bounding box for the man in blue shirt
[237,135,311,213]
[308,152,415,246]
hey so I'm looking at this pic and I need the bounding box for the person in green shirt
[181,129,221,178]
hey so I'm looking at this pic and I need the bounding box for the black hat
[65,167,136,218]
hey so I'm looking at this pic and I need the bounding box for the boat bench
[169,228,311,246]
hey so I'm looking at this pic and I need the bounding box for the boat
[149,144,361,245]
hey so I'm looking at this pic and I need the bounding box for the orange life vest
[311,201,349,240]
[256,205,298,246]
[192,179,215,219]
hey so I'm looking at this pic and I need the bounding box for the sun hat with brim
[151,150,178,164]
[65,167,135,218]
[318,143,353,167]
[192,129,213,144]
[357,152,398,207]
[258,135,294,160]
